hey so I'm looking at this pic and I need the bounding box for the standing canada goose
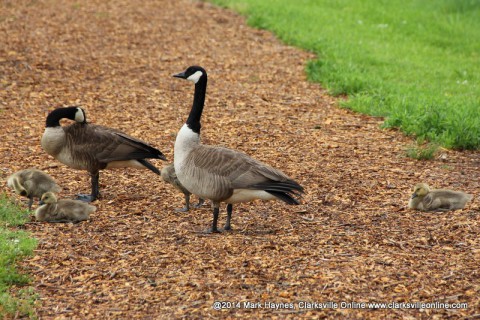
[7,168,61,210]
[173,66,304,233]
[408,183,473,211]
[41,106,167,202]
[35,192,95,223]
[161,163,205,212]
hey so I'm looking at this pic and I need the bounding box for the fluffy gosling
[35,192,95,223]
[408,183,473,211]
[7,169,61,210]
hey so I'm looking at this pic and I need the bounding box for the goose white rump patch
[225,189,277,204]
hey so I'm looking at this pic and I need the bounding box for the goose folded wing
[192,146,263,185]
[92,130,164,162]
[192,146,303,193]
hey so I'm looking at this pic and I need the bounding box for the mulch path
[1,0,479,318]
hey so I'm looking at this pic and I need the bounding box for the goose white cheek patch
[75,109,85,123]
[187,71,203,84]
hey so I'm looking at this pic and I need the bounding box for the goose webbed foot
[78,171,100,203]
[175,206,190,213]
[194,205,222,234]
[202,206,220,234]
[76,194,97,203]
[175,194,191,212]
[193,198,205,208]
[223,204,233,231]
[203,227,221,234]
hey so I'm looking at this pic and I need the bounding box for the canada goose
[35,192,95,223]
[7,169,61,210]
[173,66,304,233]
[41,106,167,202]
[161,164,205,212]
[408,183,473,211]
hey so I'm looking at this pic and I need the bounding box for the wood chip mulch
[1,0,479,318]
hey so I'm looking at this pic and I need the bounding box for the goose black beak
[39,200,45,205]
[411,193,418,199]
[173,71,187,79]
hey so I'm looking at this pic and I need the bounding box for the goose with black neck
[173,66,305,233]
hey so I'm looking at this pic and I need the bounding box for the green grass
[210,0,480,150]
[0,194,37,318]
[406,143,439,160]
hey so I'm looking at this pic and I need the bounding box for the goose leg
[205,203,221,233]
[223,204,233,231]
[77,172,100,202]
[193,198,205,208]
[91,171,100,200]
[27,197,34,210]
[175,193,190,212]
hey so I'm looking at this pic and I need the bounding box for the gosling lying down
[408,183,473,211]
[35,192,96,223]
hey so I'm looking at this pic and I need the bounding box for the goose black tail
[251,180,304,205]
[116,133,167,161]
[138,159,161,175]
[266,191,301,205]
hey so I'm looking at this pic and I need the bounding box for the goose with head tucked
[41,106,166,202]
[408,183,473,211]
[35,192,95,223]
[161,163,205,212]
[173,66,304,233]
[7,168,61,210]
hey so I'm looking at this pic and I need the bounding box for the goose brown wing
[189,145,303,204]
[192,145,299,189]
[66,124,165,164]
[112,132,166,160]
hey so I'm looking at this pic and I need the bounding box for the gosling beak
[173,71,187,79]
[39,200,45,205]
[411,193,418,199]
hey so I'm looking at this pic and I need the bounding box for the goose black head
[46,106,87,127]
[173,66,207,84]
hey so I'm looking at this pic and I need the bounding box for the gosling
[408,183,473,211]
[161,164,205,212]
[7,169,61,210]
[35,192,95,223]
